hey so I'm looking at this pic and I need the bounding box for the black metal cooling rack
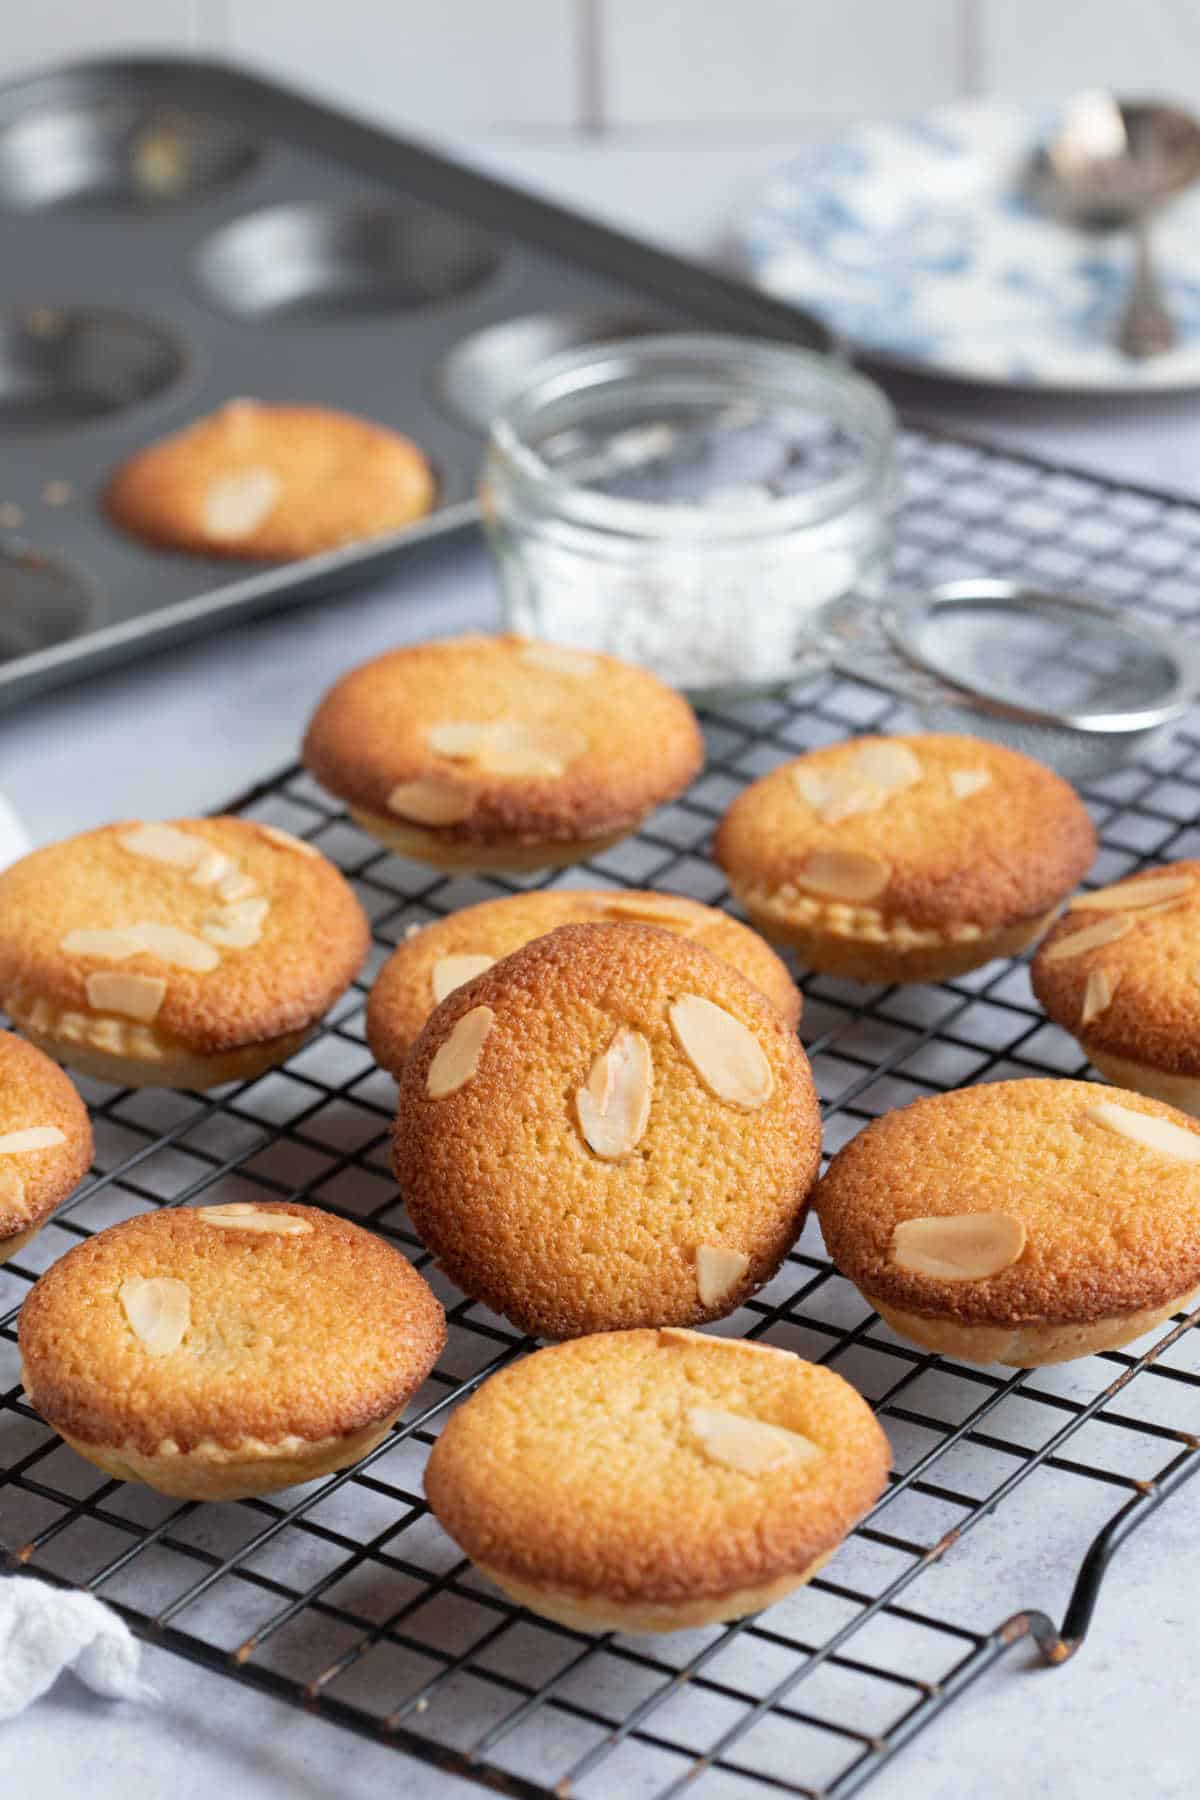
[3,424,1200,1799]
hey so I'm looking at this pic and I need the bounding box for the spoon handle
[1117,217,1177,359]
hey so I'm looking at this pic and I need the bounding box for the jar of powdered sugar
[482,335,897,699]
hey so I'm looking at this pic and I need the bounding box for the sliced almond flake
[891,1212,1027,1281]
[127,924,220,972]
[853,740,922,793]
[431,953,495,1004]
[519,642,599,676]
[593,892,708,931]
[86,972,167,1022]
[791,765,883,824]
[791,767,831,813]
[0,1126,66,1154]
[575,1027,653,1160]
[820,772,886,825]
[426,722,491,759]
[483,745,566,777]
[259,824,319,858]
[201,896,270,950]
[217,868,259,902]
[491,720,586,761]
[668,994,773,1110]
[1081,965,1118,1027]
[1133,897,1190,918]
[117,822,205,868]
[197,1203,314,1235]
[475,720,587,778]
[798,847,891,902]
[61,926,143,959]
[203,467,281,541]
[687,1407,823,1477]
[387,778,474,826]
[1041,915,1131,962]
[1085,1099,1200,1162]
[119,1277,190,1355]
[659,1327,793,1359]
[427,1005,494,1099]
[950,768,991,799]
[66,922,219,972]
[1070,873,1195,913]
[424,719,586,778]
[695,1245,750,1307]
[189,848,231,888]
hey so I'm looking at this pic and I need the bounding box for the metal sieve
[815,577,1200,780]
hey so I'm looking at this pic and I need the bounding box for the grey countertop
[3,134,1199,1800]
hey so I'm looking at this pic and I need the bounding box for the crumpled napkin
[0,1576,155,1718]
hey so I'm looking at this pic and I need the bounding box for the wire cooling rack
[3,424,1200,1799]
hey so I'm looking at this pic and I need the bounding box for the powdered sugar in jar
[482,335,897,698]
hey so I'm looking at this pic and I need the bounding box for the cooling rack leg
[996,1607,1075,1666]
[830,1439,1200,1798]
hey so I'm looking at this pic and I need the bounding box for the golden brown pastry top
[1032,862,1200,1074]
[817,1077,1200,1325]
[0,818,369,1055]
[425,1328,890,1604]
[393,921,820,1339]
[19,1203,445,1454]
[367,886,800,1076]
[715,733,1096,931]
[302,633,704,849]
[0,1030,92,1239]
[104,399,436,560]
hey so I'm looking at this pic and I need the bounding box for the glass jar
[482,334,898,699]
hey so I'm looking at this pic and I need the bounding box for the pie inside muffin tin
[0,55,829,708]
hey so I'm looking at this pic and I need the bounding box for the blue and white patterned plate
[737,99,1200,391]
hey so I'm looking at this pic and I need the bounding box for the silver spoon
[1028,93,1200,359]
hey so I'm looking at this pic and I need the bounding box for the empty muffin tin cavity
[196,202,500,322]
[0,308,186,433]
[0,548,95,658]
[435,309,665,433]
[0,98,260,212]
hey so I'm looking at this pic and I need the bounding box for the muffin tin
[0,55,829,708]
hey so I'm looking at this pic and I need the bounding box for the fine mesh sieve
[818,578,1200,779]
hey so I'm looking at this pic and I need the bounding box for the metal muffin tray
[0,55,829,710]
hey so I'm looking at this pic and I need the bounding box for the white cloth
[0,1577,154,1718]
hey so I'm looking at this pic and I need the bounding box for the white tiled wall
[1,0,200,75]
[980,0,1200,101]
[224,1,581,130]
[4,0,1200,134]
[602,0,964,126]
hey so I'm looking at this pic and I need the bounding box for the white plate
[737,99,1200,392]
